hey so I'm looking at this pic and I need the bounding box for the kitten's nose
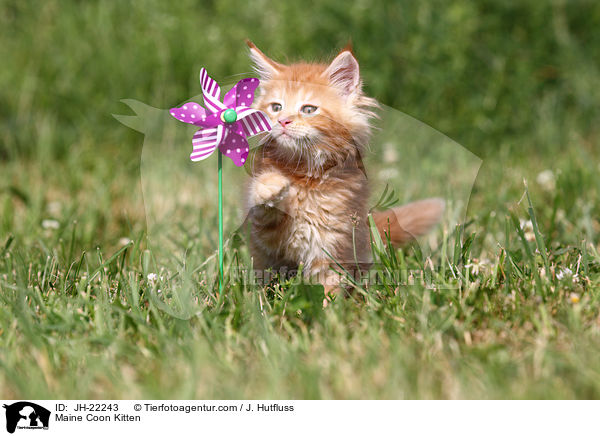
[278,117,293,128]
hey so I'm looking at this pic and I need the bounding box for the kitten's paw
[253,172,290,207]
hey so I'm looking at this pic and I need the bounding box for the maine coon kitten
[244,41,444,298]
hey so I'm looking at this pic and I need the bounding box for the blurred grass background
[1,0,599,399]
[2,0,599,160]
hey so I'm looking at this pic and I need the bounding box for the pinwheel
[170,68,272,293]
[170,68,271,166]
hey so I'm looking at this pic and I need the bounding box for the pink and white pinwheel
[170,68,271,166]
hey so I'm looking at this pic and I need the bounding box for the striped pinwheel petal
[237,109,272,137]
[199,68,227,113]
[189,125,225,162]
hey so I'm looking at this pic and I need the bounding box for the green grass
[1,0,600,399]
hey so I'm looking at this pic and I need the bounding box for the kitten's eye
[270,103,282,112]
[300,105,318,115]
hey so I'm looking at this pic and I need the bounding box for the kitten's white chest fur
[247,171,350,277]
[282,184,342,274]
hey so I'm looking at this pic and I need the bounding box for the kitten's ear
[324,49,360,96]
[246,40,284,80]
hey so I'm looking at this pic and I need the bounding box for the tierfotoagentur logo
[2,402,50,434]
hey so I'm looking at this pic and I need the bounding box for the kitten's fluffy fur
[244,41,444,295]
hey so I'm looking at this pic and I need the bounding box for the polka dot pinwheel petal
[223,77,260,108]
[218,132,250,167]
[170,105,221,128]
[226,120,246,138]
[169,103,207,126]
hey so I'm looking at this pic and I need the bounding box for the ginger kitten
[244,41,444,297]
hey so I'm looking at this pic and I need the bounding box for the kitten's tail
[372,198,445,247]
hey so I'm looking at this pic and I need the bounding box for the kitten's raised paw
[253,172,290,207]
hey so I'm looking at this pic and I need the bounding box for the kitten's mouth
[274,129,292,138]
[273,130,295,142]
[271,127,317,148]
[272,133,300,151]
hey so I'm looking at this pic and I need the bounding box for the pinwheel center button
[221,109,237,123]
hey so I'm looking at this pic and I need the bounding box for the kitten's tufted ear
[246,40,284,80]
[324,49,360,96]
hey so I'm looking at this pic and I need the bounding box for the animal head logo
[3,402,51,434]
